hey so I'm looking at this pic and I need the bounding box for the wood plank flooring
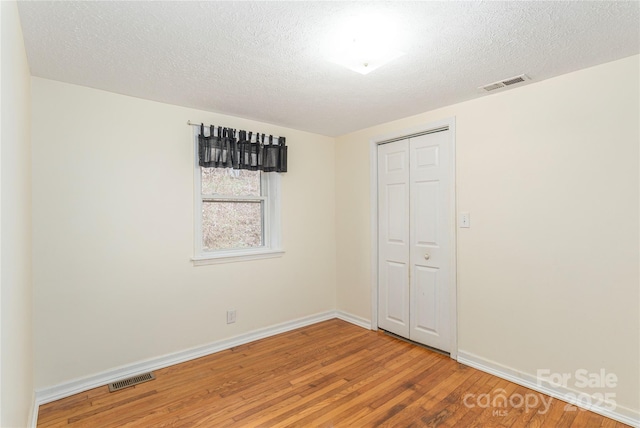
[37,319,630,427]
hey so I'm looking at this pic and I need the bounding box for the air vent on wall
[108,372,155,392]
[479,74,530,92]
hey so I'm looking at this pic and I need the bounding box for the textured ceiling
[17,1,640,137]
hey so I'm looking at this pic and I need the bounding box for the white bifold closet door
[377,130,452,352]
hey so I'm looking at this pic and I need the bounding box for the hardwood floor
[37,319,629,427]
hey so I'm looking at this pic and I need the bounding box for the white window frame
[191,131,283,266]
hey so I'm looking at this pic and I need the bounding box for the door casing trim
[369,117,458,360]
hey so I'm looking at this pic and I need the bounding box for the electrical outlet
[226,309,236,324]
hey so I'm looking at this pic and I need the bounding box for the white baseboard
[335,310,372,330]
[457,350,639,428]
[28,391,38,428]
[31,310,337,426]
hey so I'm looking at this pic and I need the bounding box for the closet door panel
[409,131,451,352]
[377,139,410,337]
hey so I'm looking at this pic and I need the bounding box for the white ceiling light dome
[324,12,406,75]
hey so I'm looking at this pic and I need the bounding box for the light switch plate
[459,212,470,228]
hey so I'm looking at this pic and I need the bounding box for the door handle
[424,253,430,260]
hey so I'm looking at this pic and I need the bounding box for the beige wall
[31,78,336,388]
[335,56,639,415]
[1,1,34,426]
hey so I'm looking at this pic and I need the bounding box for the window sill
[192,249,285,266]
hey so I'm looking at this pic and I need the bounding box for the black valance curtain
[198,124,287,173]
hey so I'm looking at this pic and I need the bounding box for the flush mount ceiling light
[328,41,405,75]
[324,12,405,75]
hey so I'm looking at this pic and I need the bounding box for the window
[193,139,282,265]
